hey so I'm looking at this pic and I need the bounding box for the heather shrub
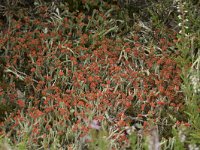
[0,0,199,149]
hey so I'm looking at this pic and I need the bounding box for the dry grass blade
[145,126,160,150]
